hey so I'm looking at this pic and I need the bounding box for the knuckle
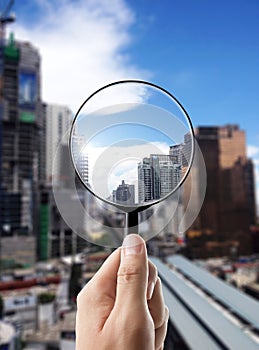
[117,264,142,283]
[149,260,157,274]
[148,260,158,283]
[155,313,165,329]
[157,276,162,288]
[76,284,102,310]
[155,305,169,330]
[119,310,153,331]
[76,282,92,307]
[76,289,86,307]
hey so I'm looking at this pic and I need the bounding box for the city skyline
[0,4,256,247]
[11,0,259,209]
[0,4,258,348]
[109,147,184,205]
[0,3,258,349]
[71,108,191,206]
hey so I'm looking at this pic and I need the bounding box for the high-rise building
[186,125,257,257]
[41,188,87,260]
[0,33,44,248]
[40,136,88,261]
[138,154,181,203]
[45,104,72,183]
[114,180,135,205]
[71,134,89,186]
[169,144,183,165]
[150,154,181,198]
[1,36,44,191]
[138,157,153,202]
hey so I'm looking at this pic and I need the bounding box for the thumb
[115,234,148,308]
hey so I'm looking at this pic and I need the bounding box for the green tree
[38,292,55,304]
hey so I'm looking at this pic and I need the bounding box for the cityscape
[71,130,188,207]
[73,140,187,206]
[0,1,259,350]
[111,147,185,206]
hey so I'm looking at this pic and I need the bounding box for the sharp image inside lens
[67,80,195,242]
[71,102,193,210]
[52,81,204,247]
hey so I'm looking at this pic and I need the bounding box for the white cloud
[12,0,149,112]
[79,141,170,203]
[108,158,139,194]
[247,145,259,158]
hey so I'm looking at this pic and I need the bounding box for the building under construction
[0,32,45,265]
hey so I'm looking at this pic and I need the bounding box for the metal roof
[167,255,259,330]
[162,282,221,350]
[151,257,259,350]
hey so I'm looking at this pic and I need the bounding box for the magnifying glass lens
[70,81,194,213]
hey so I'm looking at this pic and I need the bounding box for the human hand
[76,234,169,350]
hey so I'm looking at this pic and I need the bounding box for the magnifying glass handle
[126,210,138,235]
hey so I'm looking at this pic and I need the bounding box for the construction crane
[0,0,15,40]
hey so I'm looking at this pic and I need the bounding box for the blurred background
[0,1,258,349]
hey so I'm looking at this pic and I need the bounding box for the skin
[76,234,169,350]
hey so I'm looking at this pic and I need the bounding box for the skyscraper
[186,125,256,257]
[71,134,89,186]
[114,180,135,205]
[138,154,181,203]
[169,144,183,166]
[138,157,153,202]
[0,34,44,239]
[45,104,72,183]
[1,36,42,190]
[150,154,181,198]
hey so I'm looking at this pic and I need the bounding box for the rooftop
[151,256,259,350]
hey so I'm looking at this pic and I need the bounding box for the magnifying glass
[69,80,194,235]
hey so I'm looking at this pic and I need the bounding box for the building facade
[0,33,45,265]
[186,125,257,257]
[45,104,72,183]
[114,180,135,205]
[138,154,181,203]
[71,134,88,186]
[138,157,153,202]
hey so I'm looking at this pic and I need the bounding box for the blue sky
[12,0,259,134]
[10,0,259,207]
[129,0,259,138]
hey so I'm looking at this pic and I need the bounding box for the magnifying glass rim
[69,79,195,211]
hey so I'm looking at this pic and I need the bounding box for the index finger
[77,248,121,330]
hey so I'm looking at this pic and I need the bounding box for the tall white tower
[71,134,89,185]
[45,104,72,182]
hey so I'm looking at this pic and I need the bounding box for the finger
[80,247,121,300]
[115,234,148,309]
[155,306,169,350]
[77,248,121,330]
[89,247,121,298]
[147,260,158,300]
[148,278,166,329]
